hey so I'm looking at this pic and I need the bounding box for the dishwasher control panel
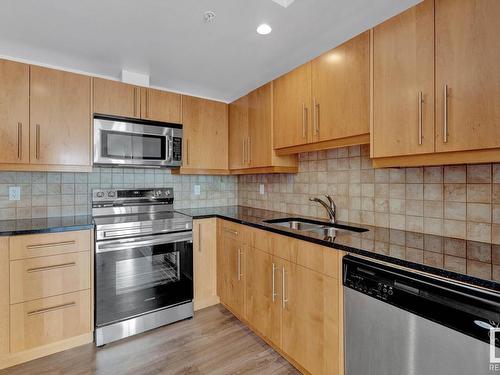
[344,260,395,301]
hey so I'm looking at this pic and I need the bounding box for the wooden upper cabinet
[93,78,139,118]
[273,63,312,149]
[229,95,249,169]
[0,60,29,164]
[30,66,91,166]
[311,31,370,143]
[372,0,435,158]
[248,83,273,168]
[140,88,182,124]
[435,0,500,153]
[182,96,228,171]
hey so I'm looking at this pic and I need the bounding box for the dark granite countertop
[0,215,94,237]
[178,206,500,292]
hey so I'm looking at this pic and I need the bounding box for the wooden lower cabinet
[193,219,220,310]
[0,230,93,370]
[281,260,340,375]
[245,247,281,347]
[217,228,246,319]
[217,220,343,375]
[10,290,91,353]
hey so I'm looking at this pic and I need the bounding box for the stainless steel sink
[263,218,368,235]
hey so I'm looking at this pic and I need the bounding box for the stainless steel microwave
[93,116,182,168]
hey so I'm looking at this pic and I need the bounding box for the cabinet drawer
[219,220,251,244]
[10,230,91,260]
[10,290,91,353]
[251,229,274,254]
[10,252,90,304]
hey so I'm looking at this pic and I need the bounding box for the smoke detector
[204,11,216,23]
[271,0,296,8]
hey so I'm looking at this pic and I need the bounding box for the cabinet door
[281,261,340,375]
[30,66,91,166]
[373,0,434,158]
[141,88,182,124]
[229,95,249,169]
[193,219,219,311]
[311,31,370,142]
[245,247,281,346]
[93,78,139,118]
[0,60,29,164]
[273,63,311,149]
[217,233,245,318]
[435,0,500,152]
[182,96,228,171]
[248,83,272,168]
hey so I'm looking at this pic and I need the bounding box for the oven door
[93,117,182,167]
[95,231,193,327]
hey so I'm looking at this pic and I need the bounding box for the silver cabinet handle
[237,249,242,281]
[443,84,448,143]
[17,122,22,160]
[282,267,288,308]
[27,302,76,316]
[133,87,137,117]
[247,137,251,165]
[36,124,41,160]
[27,262,76,273]
[272,262,277,302]
[197,223,202,252]
[242,139,246,164]
[313,98,320,135]
[27,240,76,250]
[145,89,149,118]
[302,103,308,138]
[418,92,423,145]
[222,228,238,236]
[185,139,190,166]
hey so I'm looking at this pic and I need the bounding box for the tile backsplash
[238,144,500,244]
[0,168,237,220]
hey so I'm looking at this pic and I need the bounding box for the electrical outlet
[259,184,265,195]
[194,185,201,195]
[9,186,20,201]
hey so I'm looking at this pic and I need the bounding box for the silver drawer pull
[27,302,76,316]
[223,228,238,236]
[27,240,76,249]
[27,262,76,273]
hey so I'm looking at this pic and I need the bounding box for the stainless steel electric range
[92,188,193,346]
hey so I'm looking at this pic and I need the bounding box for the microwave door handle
[167,135,174,162]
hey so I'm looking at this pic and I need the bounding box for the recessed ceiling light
[271,0,296,8]
[257,24,272,35]
[204,11,216,23]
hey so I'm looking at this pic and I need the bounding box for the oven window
[96,240,193,327]
[102,130,166,160]
[115,250,180,295]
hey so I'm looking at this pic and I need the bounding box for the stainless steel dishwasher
[343,255,500,375]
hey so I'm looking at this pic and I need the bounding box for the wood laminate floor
[1,305,300,375]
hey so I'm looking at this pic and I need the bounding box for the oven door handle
[96,232,193,253]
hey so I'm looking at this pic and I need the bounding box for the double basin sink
[263,217,368,238]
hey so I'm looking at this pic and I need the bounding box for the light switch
[194,185,201,195]
[259,184,265,195]
[9,186,20,201]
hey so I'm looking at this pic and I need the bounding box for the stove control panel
[92,188,174,203]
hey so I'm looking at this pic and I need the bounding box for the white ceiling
[0,0,420,103]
